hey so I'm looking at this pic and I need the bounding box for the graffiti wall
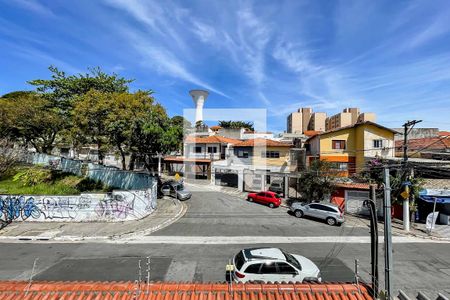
[0,184,157,223]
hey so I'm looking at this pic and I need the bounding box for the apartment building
[287,106,377,133]
[286,108,325,133]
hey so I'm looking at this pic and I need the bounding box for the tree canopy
[218,120,254,131]
[2,66,183,172]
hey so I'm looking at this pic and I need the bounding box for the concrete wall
[0,186,157,222]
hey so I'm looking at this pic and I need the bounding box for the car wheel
[294,210,303,218]
[326,217,337,226]
[269,203,275,208]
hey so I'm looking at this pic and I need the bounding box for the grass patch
[0,165,108,195]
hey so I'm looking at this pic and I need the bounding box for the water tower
[189,89,209,123]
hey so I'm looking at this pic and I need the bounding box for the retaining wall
[0,152,159,222]
[0,185,157,222]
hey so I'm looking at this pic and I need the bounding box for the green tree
[72,90,113,164]
[0,93,64,153]
[218,120,254,131]
[297,160,336,202]
[28,66,133,112]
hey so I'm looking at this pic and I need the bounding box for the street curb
[115,200,188,240]
[0,199,188,243]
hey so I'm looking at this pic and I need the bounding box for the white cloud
[191,21,216,43]
[9,0,55,16]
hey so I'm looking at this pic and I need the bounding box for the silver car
[290,202,344,226]
[161,181,192,201]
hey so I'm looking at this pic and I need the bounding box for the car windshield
[283,251,301,270]
[175,184,184,191]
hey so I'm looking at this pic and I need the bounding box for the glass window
[195,146,202,153]
[309,204,320,209]
[276,263,297,274]
[260,262,277,274]
[262,151,280,158]
[373,139,383,148]
[207,146,217,153]
[245,263,262,274]
[237,150,249,158]
[332,140,346,149]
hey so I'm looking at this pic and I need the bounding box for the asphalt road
[151,191,369,236]
[0,191,449,297]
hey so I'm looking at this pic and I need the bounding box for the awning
[419,195,450,204]
[419,189,450,204]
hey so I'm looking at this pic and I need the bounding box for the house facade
[306,121,396,176]
[164,135,240,179]
[212,138,293,191]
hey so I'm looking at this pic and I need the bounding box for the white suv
[232,247,321,283]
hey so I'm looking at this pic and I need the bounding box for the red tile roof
[185,135,241,144]
[0,281,371,300]
[394,137,450,151]
[439,131,450,137]
[334,182,372,190]
[234,138,292,147]
[303,130,322,137]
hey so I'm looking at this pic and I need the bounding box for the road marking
[120,235,450,244]
[164,260,197,281]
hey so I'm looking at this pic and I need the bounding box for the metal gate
[215,169,238,187]
[345,190,370,214]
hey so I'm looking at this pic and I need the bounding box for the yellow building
[306,121,397,176]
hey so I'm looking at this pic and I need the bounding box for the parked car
[268,181,284,193]
[160,181,192,201]
[231,247,321,283]
[247,191,281,208]
[290,202,344,226]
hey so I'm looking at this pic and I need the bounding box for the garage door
[215,171,238,188]
[345,190,370,215]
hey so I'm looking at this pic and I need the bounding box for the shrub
[12,166,52,186]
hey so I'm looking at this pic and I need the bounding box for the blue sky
[1,0,450,132]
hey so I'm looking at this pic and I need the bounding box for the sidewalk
[0,197,187,242]
[345,214,450,241]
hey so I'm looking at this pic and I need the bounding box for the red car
[247,191,282,208]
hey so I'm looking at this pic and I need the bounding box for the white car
[231,247,321,283]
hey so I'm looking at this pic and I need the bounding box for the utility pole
[402,120,422,232]
[383,167,393,300]
[402,120,422,163]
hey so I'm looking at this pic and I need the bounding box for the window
[237,150,249,158]
[245,263,262,274]
[276,263,297,274]
[261,151,280,158]
[194,146,202,153]
[316,205,335,212]
[207,146,217,153]
[260,262,277,274]
[332,140,346,150]
[373,139,383,148]
[309,204,321,209]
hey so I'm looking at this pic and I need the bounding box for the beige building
[309,112,327,132]
[287,106,376,134]
[325,108,377,131]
